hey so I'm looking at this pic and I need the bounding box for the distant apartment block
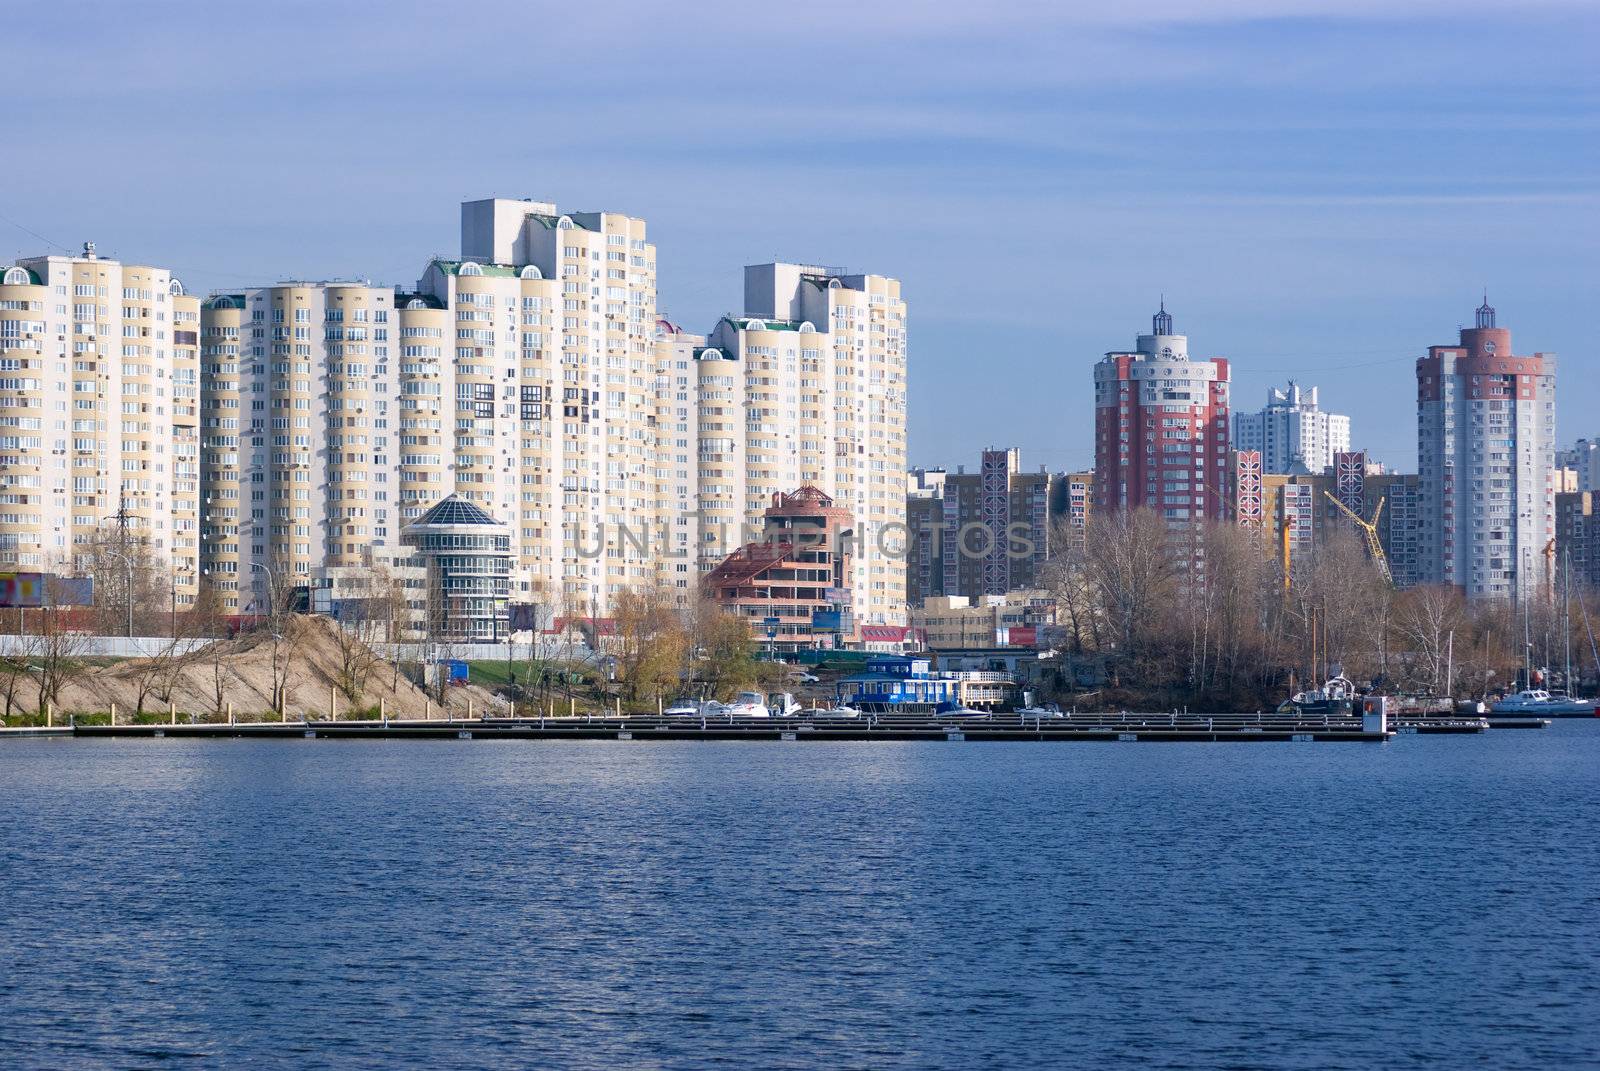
[1556,439,1600,492]
[1228,449,1422,587]
[1231,380,1349,474]
[1556,491,1600,592]
[905,449,1067,607]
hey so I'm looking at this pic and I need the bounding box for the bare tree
[0,632,39,722]
[81,520,168,637]
[34,606,88,717]
[1390,584,1467,695]
[1083,508,1182,684]
[190,580,233,720]
[328,565,389,709]
[1040,517,1101,655]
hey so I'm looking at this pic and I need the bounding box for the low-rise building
[703,486,853,651]
[835,654,1015,711]
[912,590,1057,650]
[400,494,512,643]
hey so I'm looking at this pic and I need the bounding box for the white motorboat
[723,691,770,718]
[1491,690,1598,717]
[766,691,802,718]
[663,696,705,717]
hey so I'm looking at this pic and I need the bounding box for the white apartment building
[698,263,909,625]
[200,198,661,616]
[652,322,704,604]
[0,246,200,605]
[193,202,909,625]
[1557,439,1600,493]
[1231,380,1350,474]
[1416,299,1555,600]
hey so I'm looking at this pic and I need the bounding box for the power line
[0,208,73,255]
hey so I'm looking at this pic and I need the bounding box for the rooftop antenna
[1152,295,1173,336]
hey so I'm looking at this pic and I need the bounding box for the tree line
[1040,509,1594,708]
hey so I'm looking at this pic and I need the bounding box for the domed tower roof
[409,494,502,528]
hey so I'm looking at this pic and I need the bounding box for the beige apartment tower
[192,201,907,627]
[201,200,664,618]
[699,263,908,625]
[0,246,200,608]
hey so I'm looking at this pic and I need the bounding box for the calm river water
[2,727,1597,1069]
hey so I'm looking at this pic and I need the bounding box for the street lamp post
[250,561,281,715]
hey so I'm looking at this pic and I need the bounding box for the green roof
[431,259,525,278]
[1,266,44,286]
[527,213,591,231]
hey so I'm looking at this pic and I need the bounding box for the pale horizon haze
[6,0,1596,475]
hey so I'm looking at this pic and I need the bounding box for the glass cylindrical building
[400,495,511,642]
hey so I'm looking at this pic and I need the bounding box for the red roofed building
[703,486,855,650]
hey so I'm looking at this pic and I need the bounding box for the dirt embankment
[10,616,503,721]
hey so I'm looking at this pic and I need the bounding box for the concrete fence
[0,633,597,663]
[372,641,598,663]
[0,634,216,657]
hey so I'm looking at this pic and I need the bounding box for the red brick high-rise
[1093,302,1231,522]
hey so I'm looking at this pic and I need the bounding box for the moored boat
[1491,690,1600,717]
[1277,675,1357,717]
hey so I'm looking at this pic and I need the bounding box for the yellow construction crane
[1323,491,1392,586]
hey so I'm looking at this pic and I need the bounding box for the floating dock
[58,710,1395,743]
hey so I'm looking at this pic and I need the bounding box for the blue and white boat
[1491,690,1598,717]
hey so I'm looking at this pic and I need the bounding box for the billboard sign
[0,572,45,608]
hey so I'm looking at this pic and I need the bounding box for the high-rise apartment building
[1093,302,1231,522]
[699,264,908,625]
[905,449,1055,606]
[201,198,662,617]
[1416,298,1555,599]
[200,282,406,608]
[196,200,908,624]
[1556,439,1600,493]
[1556,491,1600,592]
[1231,381,1349,474]
[0,246,200,606]
[651,322,703,603]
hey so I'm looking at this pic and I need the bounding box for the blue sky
[6,1,1596,474]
